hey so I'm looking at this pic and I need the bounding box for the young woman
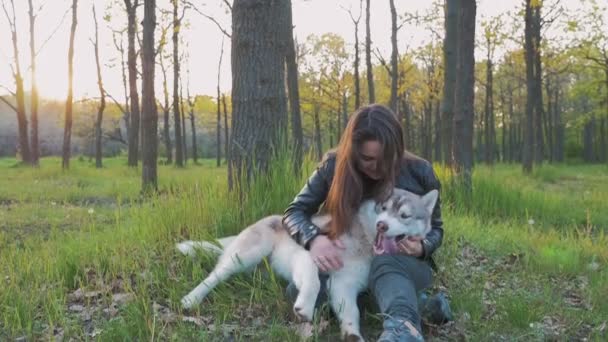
[283,104,445,341]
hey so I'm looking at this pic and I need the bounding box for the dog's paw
[293,303,314,322]
[343,333,364,342]
[181,295,198,309]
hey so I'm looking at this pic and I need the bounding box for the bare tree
[1,0,31,165]
[344,0,362,109]
[172,0,186,167]
[157,16,172,163]
[141,0,158,191]
[27,0,40,165]
[389,0,398,112]
[92,4,106,168]
[62,0,78,170]
[365,0,375,103]
[125,0,140,167]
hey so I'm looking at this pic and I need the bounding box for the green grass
[0,156,607,341]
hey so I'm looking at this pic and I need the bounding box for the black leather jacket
[282,152,444,269]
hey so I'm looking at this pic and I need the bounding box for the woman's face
[357,140,383,180]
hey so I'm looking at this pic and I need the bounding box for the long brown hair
[326,104,404,239]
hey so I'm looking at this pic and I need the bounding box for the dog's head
[372,189,438,255]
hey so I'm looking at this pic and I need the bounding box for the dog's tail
[176,236,236,257]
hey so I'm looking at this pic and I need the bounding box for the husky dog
[177,188,438,340]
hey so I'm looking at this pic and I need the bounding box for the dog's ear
[422,189,438,214]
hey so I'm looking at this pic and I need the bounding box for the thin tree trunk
[484,57,494,164]
[453,0,476,190]
[189,96,197,163]
[389,0,398,112]
[314,103,323,161]
[125,0,140,167]
[180,81,187,164]
[223,94,229,165]
[62,0,78,170]
[172,0,183,167]
[352,0,362,109]
[216,38,225,167]
[160,47,172,163]
[523,0,535,173]
[365,0,375,103]
[533,3,544,164]
[224,94,234,191]
[93,4,105,168]
[27,0,39,165]
[141,0,158,191]
[441,0,457,166]
[285,0,303,174]
[434,99,442,162]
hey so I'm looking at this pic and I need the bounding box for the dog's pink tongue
[374,233,400,255]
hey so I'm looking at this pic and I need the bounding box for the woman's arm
[282,161,332,249]
[420,164,444,260]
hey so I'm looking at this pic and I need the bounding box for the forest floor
[0,156,606,341]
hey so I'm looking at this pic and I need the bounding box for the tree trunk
[365,0,375,103]
[189,98,197,163]
[125,0,140,167]
[160,48,172,163]
[216,38,225,167]
[533,3,544,165]
[314,103,323,161]
[224,94,234,191]
[353,1,361,109]
[230,0,288,183]
[141,0,157,191]
[484,58,494,164]
[285,0,303,174]
[223,94,229,165]
[545,77,554,163]
[441,0,457,166]
[62,0,78,170]
[180,83,187,164]
[93,4,105,169]
[434,99,442,162]
[172,0,183,167]
[27,0,39,165]
[402,96,412,149]
[583,117,595,162]
[452,0,476,190]
[522,0,535,173]
[389,0,398,112]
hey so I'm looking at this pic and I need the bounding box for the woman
[283,104,446,341]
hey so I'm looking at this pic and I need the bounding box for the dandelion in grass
[88,208,95,215]
[528,219,535,225]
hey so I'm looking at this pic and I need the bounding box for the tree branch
[0,95,17,112]
[186,1,231,38]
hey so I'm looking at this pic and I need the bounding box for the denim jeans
[368,254,433,333]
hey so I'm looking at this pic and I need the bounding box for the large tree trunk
[224,94,234,191]
[62,0,78,170]
[522,0,535,173]
[27,0,39,165]
[93,4,105,169]
[285,0,303,173]
[230,0,288,183]
[172,0,184,167]
[441,0,457,166]
[141,0,158,191]
[389,0,398,112]
[125,0,140,167]
[452,0,476,190]
[365,0,375,103]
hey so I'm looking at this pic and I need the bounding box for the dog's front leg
[328,275,365,342]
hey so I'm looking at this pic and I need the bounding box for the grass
[0,155,607,341]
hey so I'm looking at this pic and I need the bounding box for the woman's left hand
[397,236,423,257]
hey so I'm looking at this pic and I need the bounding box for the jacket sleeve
[420,163,444,260]
[282,160,332,249]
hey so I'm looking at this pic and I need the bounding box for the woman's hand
[309,235,346,272]
[398,236,424,257]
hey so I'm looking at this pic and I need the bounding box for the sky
[0,0,599,103]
